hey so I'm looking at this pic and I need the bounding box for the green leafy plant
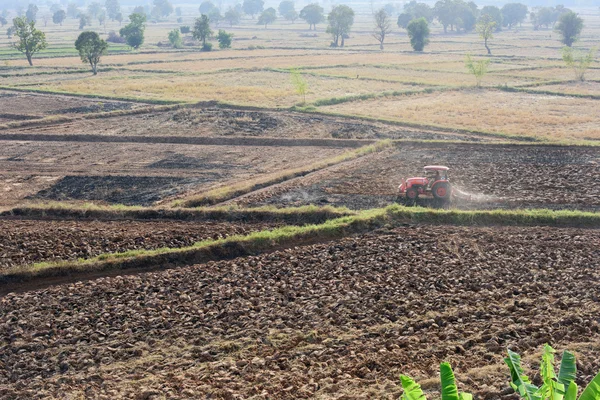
[505,345,600,400]
[400,362,473,400]
[464,54,490,87]
[290,68,308,104]
[561,46,596,81]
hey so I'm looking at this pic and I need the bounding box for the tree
[105,0,120,20]
[243,0,264,19]
[98,10,106,26]
[67,3,79,18]
[383,3,396,16]
[406,17,429,51]
[208,8,222,26]
[26,4,38,22]
[290,68,307,104]
[326,5,354,47]
[224,7,241,26]
[562,46,596,81]
[41,13,49,27]
[299,3,324,30]
[6,26,14,38]
[404,1,433,23]
[279,0,297,22]
[464,54,489,86]
[115,12,123,25]
[132,6,146,16]
[193,14,212,46]
[119,13,146,49]
[433,0,454,33]
[87,2,102,20]
[152,0,173,19]
[52,10,66,25]
[200,1,215,14]
[0,16,7,27]
[555,11,583,47]
[78,13,90,30]
[372,8,392,50]
[75,31,107,74]
[476,14,495,55]
[217,29,232,48]
[258,7,276,28]
[11,16,47,66]
[480,6,502,31]
[501,3,527,29]
[397,13,412,29]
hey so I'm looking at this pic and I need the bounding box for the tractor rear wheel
[432,182,451,200]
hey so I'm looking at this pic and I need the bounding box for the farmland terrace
[1,4,599,400]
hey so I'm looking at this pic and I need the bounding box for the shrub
[180,25,190,34]
[202,42,213,51]
[216,29,232,48]
[107,30,125,43]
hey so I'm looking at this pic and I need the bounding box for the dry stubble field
[0,5,600,400]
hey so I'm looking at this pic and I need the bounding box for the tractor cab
[398,165,452,202]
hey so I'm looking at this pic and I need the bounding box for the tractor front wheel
[432,182,451,200]
[406,187,418,200]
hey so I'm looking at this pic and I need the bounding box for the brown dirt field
[0,219,277,270]
[1,225,599,399]
[234,144,600,211]
[3,107,482,141]
[0,90,142,120]
[0,140,347,207]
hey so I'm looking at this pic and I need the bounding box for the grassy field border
[2,202,354,224]
[3,204,599,286]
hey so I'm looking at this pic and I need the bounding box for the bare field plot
[0,219,278,270]
[0,90,141,120]
[309,66,541,86]
[32,70,428,106]
[320,89,600,141]
[237,143,600,211]
[2,225,599,398]
[534,81,600,96]
[3,107,470,141]
[495,67,600,81]
[0,140,347,206]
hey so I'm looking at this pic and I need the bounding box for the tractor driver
[427,170,440,189]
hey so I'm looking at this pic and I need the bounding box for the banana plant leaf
[579,370,600,400]
[564,382,578,400]
[505,349,542,400]
[440,362,460,400]
[400,375,427,400]
[558,351,577,387]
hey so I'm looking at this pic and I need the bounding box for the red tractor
[398,165,453,203]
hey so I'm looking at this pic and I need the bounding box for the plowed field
[2,225,599,399]
[0,219,277,270]
[237,143,600,211]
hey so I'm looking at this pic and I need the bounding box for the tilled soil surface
[0,219,278,270]
[1,225,599,399]
[5,107,483,141]
[0,140,346,207]
[238,144,600,210]
[0,91,139,120]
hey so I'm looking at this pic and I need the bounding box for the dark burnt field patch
[1,225,599,399]
[30,175,220,205]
